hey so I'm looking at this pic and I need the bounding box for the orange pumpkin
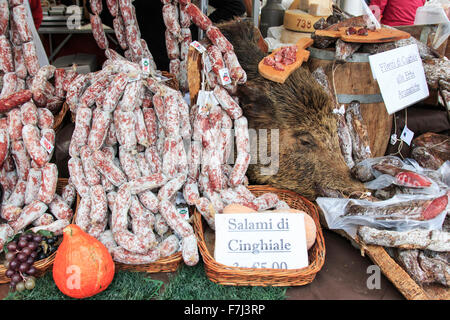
[52,224,115,299]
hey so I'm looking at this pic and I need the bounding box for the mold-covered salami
[68,157,91,198]
[158,234,180,258]
[162,3,181,36]
[103,73,128,112]
[106,0,119,17]
[79,145,101,186]
[37,163,58,204]
[182,233,199,266]
[185,3,212,30]
[213,85,243,120]
[22,42,40,76]
[165,29,180,60]
[13,45,27,79]
[91,149,127,187]
[90,14,109,49]
[159,199,193,238]
[113,15,128,50]
[49,194,74,220]
[0,35,14,73]
[0,89,32,114]
[61,182,76,207]
[12,5,32,42]
[22,124,47,168]
[9,200,47,233]
[7,107,23,141]
[75,194,91,232]
[11,140,31,180]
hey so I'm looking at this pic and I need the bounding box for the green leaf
[37,230,54,238]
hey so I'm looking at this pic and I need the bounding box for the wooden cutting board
[315,27,411,43]
[258,38,314,84]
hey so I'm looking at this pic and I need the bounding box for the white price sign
[214,213,309,270]
[369,44,429,115]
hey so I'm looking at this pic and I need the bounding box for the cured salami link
[22,124,47,168]
[213,85,243,120]
[135,152,152,177]
[119,146,141,181]
[7,107,23,141]
[32,213,54,227]
[0,128,8,167]
[1,73,18,99]
[1,168,18,198]
[104,121,117,146]
[37,107,54,129]
[162,3,181,37]
[13,45,27,79]
[49,194,74,220]
[20,101,38,126]
[252,193,279,211]
[62,69,78,92]
[223,50,247,84]
[158,173,187,201]
[103,73,128,112]
[6,179,26,207]
[92,149,127,187]
[125,23,143,60]
[145,145,162,174]
[61,182,76,207]
[159,199,193,238]
[22,42,40,76]
[80,145,101,186]
[152,92,166,128]
[1,204,21,222]
[182,233,199,266]
[0,224,14,252]
[162,88,181,137]
[120,80,143,112]
[88,110,111,151]
[106,0,119,17]
[113,15,128,50]
[195,197,215,229]
[234,116,250,154]
[90,0,103,15]
[154,213,169,236]
[66,74,89,112]
[0,35,14,73]
[111,246,160,265]
[118,0,135,26]
[0,89,32,114]
[12,5,32,43]
[31,219,70,236]
[206,25,234,53]
[128,173,167,194]
[75,194,91,232]
[137,188,159,213]
[116,110,137,151]
[207,45,225,76]
[0,1,8,36]
[185,3,212,30]
[68,157,91,198]
[40,128,55,162]
[11,140,31,180]
[9,200,47,233]
[79,73,112,108]
[169,59,181,82]
[90,14,109,50]
[142,107,158,146]
[233,184,256,202]
[69,107,92,158]
[89,184,108,238]
[229,152,251,187]
[53,68,66,98]
[183,178,200,206]
[162,136,180,179]
[179,3,191,28]
[158,234,180,258]
[165,29,180,60]
[38,163,58,204]
[187,140,201,180]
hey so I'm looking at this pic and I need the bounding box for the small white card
[40,136,54,154]
[400,126,414,146]
[214,213,309,270]
[141,58,151,74]
[190,41,206,53]
[177,206,190,221]
[218,68,232,86]
[369,44,429,115]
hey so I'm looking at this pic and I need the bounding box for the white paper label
[369,44,429,115]
[196,90,208,107]
[214,213,309,270]
[218,68,232,86]
[203,54,212,73]
[141,58,151,74]
[400,126,414,146]
[177,206,189,221]
[40,136,54,154]
[190,41,206,53]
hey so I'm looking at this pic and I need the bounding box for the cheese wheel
[222,204,257,214]
[280,27,311,44]
[283,9,328,33]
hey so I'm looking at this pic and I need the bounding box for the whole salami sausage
[223,50,247,84]
[61,182,76,207]
[79,145,102,186]
[75,194,91,233]
[38,163,58,204]
[106,0,119,17]
[24,167,41,205]
[1,73,18,99]
[7,107,23,141]
[22,42,40,76]
[119,146,141,181]
[113,15,128,50]
[158,234,180,258]
[13,45,27,79]
[49,194,73,220]
[0,89,32,114]
[22,124,48,168]
[91,149,127,187]
[165,29,180,60]
[12,5,32,43]
[182,234,199,266]
[103,73,128,112]
[90,0,103,15]
[185,3,212,31]
[68,157,91,198]
[142,107,158,146]
[0,1,8,35]
[37,107,54,130]
[0,35,14,73]
[162,4,181,37]
[9,200,47,233]
[6,179,26,207]
[31,219,70,236]
[179,3,191,28]
[20,101,38,126]
[10,140,31,180]
[213,85,243,120]
[159,199,193,238]
[69,107,92,158]
[206,25,234,53]
[90,14,109,50]
[88,110,111,151]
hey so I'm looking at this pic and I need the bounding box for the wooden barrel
[307,47,393,158]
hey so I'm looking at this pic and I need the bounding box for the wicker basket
[53,102,69,133]
[193,185,326,287]
[73,193,183,273]
[0,178,70,284]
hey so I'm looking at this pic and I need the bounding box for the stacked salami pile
[161,0,191,92]
[89,0,157,71]
[0,1,75,252]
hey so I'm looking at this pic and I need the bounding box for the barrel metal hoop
[337,93,384,104]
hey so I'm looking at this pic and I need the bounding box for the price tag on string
[218,68,232,86]
[141,58,151,74]
[400,126,414,146]
[177,207,190,221]
[40,136,54,154]
[190,41,206,53]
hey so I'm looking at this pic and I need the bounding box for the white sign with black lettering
[369,44,429,115]
[214,213,309,270]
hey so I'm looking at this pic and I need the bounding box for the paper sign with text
[214,213,309,270]
[369,44,429,115]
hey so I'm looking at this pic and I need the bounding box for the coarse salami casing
[185,3,212,30]
[10,140,31,180]
[9,200,47,233]
[20,101,38,126]
[0,35,14,73]
[91,149,127,187]
[182,233,199,266]
[165,29,180,60]
[0,89,32,114]
[162,3,181,37]
[79,145,102,186]
[22,42,40,76]
[7,107,23,141]
[113,15,128,50]
[12,5,32,43]
[13,45,27,79]
[68,157,91,198]
[35,105,54,129]
[90,14,109,49]
[22,124,48,168]
[49,194,73,220]
[38,163,58,204]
